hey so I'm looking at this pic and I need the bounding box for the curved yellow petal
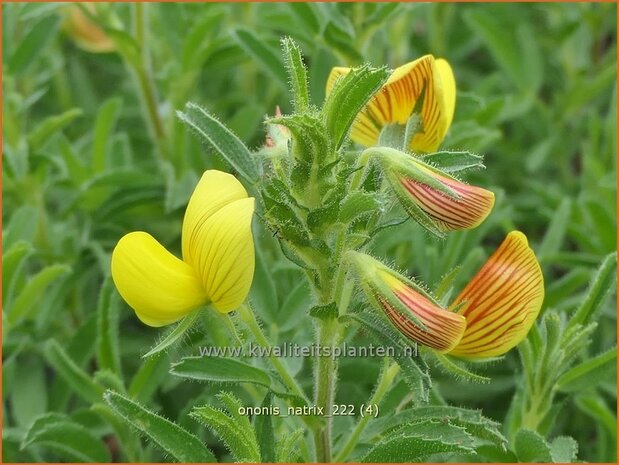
[327,56,456,152]
[435,58,456,133]
[111,232,208,327]
[189,197,255,313]
[326,66,351,95]
[448,232,545,358]
[64,5,115,53]
[182,170,248,268]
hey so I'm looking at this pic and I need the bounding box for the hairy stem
[314,317,339,462]
[237,303,309,405]
[129,3,167,159]
[335,360,400,462]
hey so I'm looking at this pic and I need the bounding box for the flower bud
[377,148,494,234]
[347,252,467,353]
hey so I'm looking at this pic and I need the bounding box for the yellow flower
[111,170,255,327]
[326,55,456,153]
[348,231,544,358]
[64,4,115,54]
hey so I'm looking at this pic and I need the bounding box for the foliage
[2,2,616,463]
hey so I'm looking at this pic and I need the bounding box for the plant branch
[335,360,400,462]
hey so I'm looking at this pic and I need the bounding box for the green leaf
[276,428,304,462]
[421,150,485,173]
[3,205,38,250]
[281,37,310,112]
[254,393,276,462]
[464,10,541,93]
[322,64,389,149]
[309,302,338,320]
[556,347,617,393]
[250,245,280,323]
[128,353,169,403]
[364,405,506,449]
[43,340,104,404]
[22,413,111,462]
[170,356,271,387]
[361,420,475,462]
[106,28,142,68]
[8,15,60,75]
[433,352,491,384]
[11,356,47,428]
[27,108,83,151]
[191,392,261,462]
[288,3,320,35]
[104,390,216,462]
[538,198,571,261]
[570,252,617,327]
[233,29,288,90]
[338,191,382,224]
[2,240,33,307]
[574,392,617,441]
[323,21,362,63]
[514,429,553,462]
[7,264,71,327]
[343,311,430,402]
[142,309,201,358]
[96,278,122,375]
[177,102,260,183]
[550,436,579,463]
[92,97,122,173]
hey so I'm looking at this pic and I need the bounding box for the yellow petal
[379,271,467,353]
[326,56,456,152]
[326,67,351,95]
[182,170,248,268]
[64,5,115,53]
[435,58,456,133]
[449,232,545,358]
[111,232,208,327]
[189,197,255,313]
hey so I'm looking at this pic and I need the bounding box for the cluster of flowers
[111,54,543,360]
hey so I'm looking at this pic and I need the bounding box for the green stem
[314,317,339,463]
[237,304,309,405]
[335,361,400,462]
[129,3,167,159]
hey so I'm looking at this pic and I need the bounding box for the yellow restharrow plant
[348,231,544,359]
[111,170,255,327]
[327,54,456,153]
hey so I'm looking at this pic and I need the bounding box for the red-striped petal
[448,232,545,358]
[398,165,495,231]
[378,271,467,353]
[325,56,455,152]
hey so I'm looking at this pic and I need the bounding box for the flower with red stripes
[326,55,455,153]
[376,147,495,236]
[348,231,544,359]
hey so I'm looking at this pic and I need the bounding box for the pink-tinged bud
[377,148,494,235]
[347,252,467,353]
[264,106,291,148]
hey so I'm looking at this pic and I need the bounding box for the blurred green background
[2,2,616,462]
